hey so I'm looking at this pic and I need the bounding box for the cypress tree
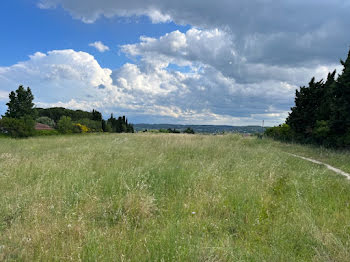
[329,50,350,140]
[286,78,324,140]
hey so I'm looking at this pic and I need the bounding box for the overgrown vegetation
[1,133,350,261]
[266,49,350,147]
[0,86,134,137]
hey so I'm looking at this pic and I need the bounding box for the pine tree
[4,85,35,119]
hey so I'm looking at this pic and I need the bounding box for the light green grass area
[1,134,350,261]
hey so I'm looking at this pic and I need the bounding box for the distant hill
[134,124,267,134]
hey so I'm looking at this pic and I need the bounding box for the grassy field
[1,133,350,261]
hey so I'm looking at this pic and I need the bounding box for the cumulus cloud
[30,0,350,124]
[0,50,113,105]
[37,0,350,66]
[121,28,342,86]
[0,25,342,125]
[89,41,110,52]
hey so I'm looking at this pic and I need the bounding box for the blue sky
[0,1,189,68]
[0,0,349,125]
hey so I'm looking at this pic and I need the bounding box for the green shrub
[148,129,160,133]
[75,118,102,132]
[168,128,180,133]
[36,116,56,127]
[265,124,293,141]
[159,129,170,133]
[57,116,73,134]
[0,116,35,138]
[183,127,195,134]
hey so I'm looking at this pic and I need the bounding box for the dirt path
[288,153,350,180]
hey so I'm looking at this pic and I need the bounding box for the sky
[0,0,349,125]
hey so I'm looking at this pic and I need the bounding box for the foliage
[157,128,181,134]
[4,85,36,119]
[265,124,293,141]
[183,127,195,134]
[0,116,35,138]
[73,123,90,133]
[37,107,102,122]
[107,114,134,133]
[270,48,350,147]
[91,109,102,121]
[75,118,101,132]
[36,116,56,128]
[34,129,60,136]
[57,116,73,134]
[167,128,180,133]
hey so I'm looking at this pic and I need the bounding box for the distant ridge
[134,124,267,134]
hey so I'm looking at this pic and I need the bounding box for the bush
[73,123,90,133]
[75,118,102,132]
[36,116,55,128]
[265,124,293,141]
[0,116,35,138]
[183,127,195,134]
[57,116,73,134]
[159,129,170,133]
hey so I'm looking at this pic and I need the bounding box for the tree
[329,50,350,140]
[92,109,102,121]
[4,85,35,119]
[107,114,134,133]
[0,116,35,138]
[183,127,195,134]
[286,77,324,141]
[57,116,73,134]
[270,48,350,147]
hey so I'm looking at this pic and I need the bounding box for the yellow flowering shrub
[74,123,90,133]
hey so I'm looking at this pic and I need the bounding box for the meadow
[1,133,350,261]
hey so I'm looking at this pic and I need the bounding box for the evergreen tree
[286,78,324,140]
[329,50,350,139]
[92,109,102,121]
[269,48,350,147]
[4,85,35,119]
[317,70,336,122]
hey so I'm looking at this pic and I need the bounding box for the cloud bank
[38,0,350,65]
[1,1,348,125]
[0,28,341,125]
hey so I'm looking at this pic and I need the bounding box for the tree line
[0,86,134,137]
[265,48,350,147]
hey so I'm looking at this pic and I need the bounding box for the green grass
[1,133,350,261]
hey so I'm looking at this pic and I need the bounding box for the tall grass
[0,133,350,261]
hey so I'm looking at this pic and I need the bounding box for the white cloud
[0,28,342,126]
[89,41,110,52]
[37,0,350,66]
[23,0,350,125]
[0,49,113,104]
[0,90,8,101]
